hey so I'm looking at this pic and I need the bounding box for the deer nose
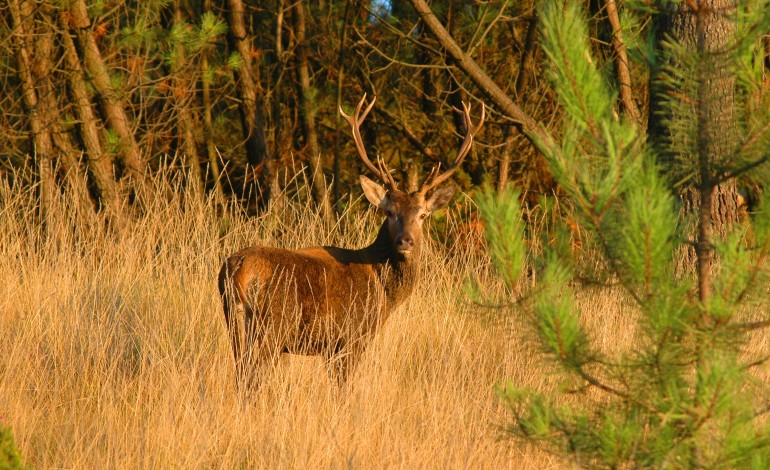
[396,236,414,251]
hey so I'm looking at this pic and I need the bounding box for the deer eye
[420,213,428,220]
[385,210,394,218]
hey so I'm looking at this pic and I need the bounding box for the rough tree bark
[227,0,271,206]
[9,0,56,217]
[34,10,94,216]
[59,14,122,215]
[67,0,147,183]
[648,0,743,290]
[649,6,746,461]
[271,0,286,163]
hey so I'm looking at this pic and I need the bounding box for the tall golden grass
[0,170,634,469]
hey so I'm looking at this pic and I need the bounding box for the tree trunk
[173,1,204,196]
[295,0,331,219]
[648,0,743,283]
[649,5,743,463]
[500,11,539,190]
[10,0,56,218]
[270,0,288,210]
[440,3,484,186]
[67,0,147,183]
[29,6,97,218]
[201,50,225,202]
[32,10,97,220]
[46,96,93,219]
[201,0,225,202]
[58,15,122,215]
[227,0,271,206]
[333,0,352,206]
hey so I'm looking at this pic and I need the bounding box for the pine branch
[732,319,770,332]
[715,154,770,185]
[754,403,770,418]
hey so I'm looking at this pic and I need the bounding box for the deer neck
[364,220,421,308]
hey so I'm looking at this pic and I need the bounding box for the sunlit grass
[0,170,617,469]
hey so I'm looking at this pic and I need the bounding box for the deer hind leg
[223,295,253,390]
[221,271,262,390]
[221,260,249,389]
[225,301,285,391]
[249,321,285,389]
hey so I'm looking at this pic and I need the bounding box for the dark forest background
[1,0,590,219]
[1,0,766,224]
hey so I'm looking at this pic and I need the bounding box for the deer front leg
[327,336,369,387]
[329,354,357,387]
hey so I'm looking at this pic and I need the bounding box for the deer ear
[426,185,456,212]
[360,175,387,208]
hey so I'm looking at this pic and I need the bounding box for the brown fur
[218,185,452,389]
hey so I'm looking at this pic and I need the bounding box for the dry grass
[0,172,635,469]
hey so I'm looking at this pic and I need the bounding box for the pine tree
[478,1,770,467]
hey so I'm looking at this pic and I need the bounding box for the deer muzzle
[395,235,415,253]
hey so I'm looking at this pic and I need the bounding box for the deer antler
[339,94,398,190]
[419,101,485,196]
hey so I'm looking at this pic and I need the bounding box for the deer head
[340,94,485,255]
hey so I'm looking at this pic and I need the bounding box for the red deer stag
[218,95,485,389]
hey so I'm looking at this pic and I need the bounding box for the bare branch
[375,105,442,165]
[407,0,558,158]
[605,0,641,122]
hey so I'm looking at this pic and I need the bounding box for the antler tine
[420,164,441,190]
[419,102,486,195]
[377,156,398,189]
[339,94,398,189]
